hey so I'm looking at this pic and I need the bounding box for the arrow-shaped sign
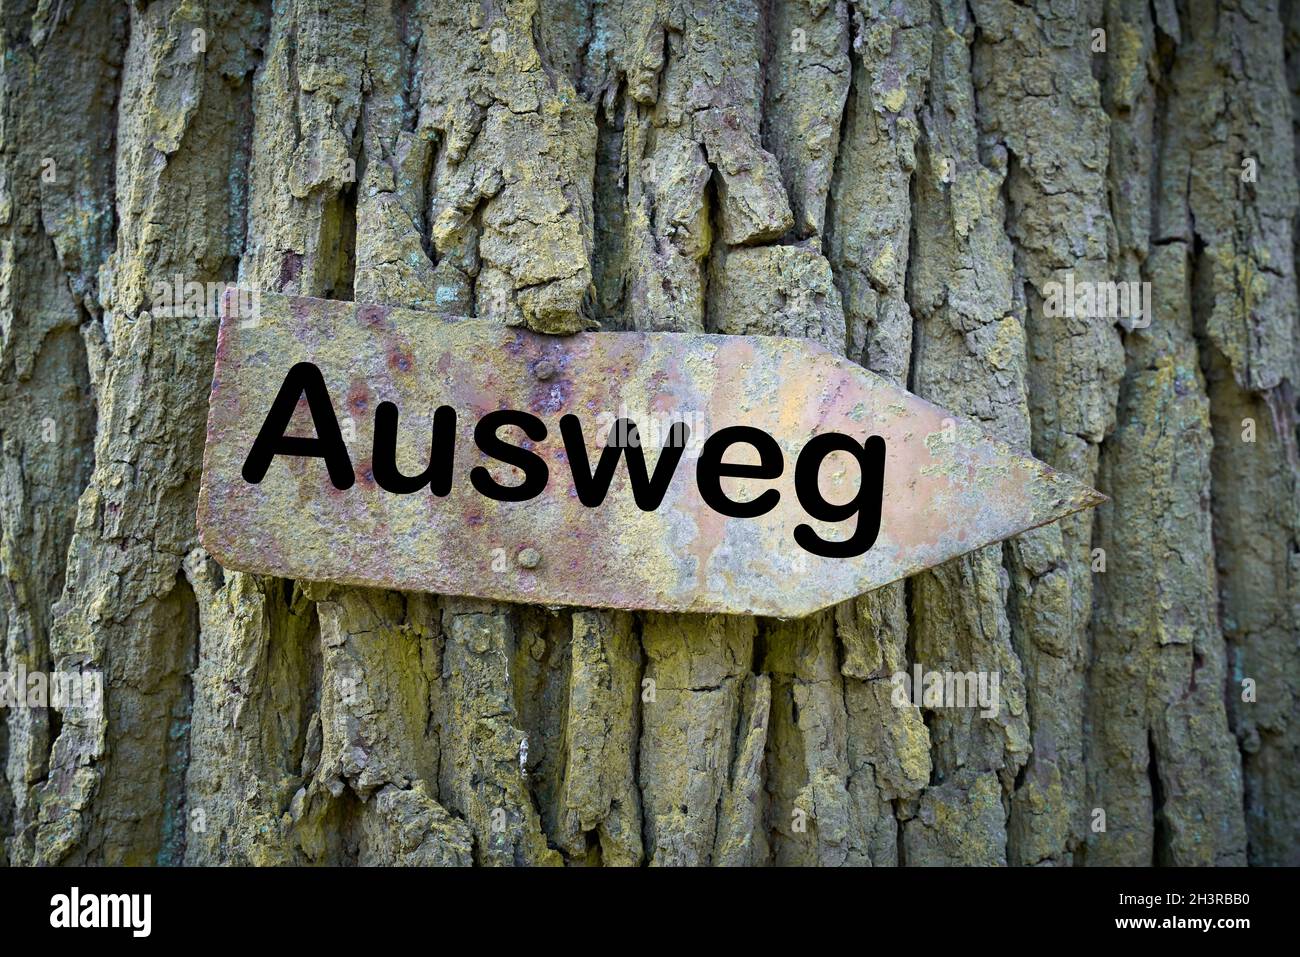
[197,294,1103,617]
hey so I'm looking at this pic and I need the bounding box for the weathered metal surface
[197,294,1104,617]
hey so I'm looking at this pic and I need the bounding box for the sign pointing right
[198,295,1105,617]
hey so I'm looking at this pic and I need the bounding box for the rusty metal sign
[197,294,1103,617]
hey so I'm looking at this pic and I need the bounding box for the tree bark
[0,0,1295,866]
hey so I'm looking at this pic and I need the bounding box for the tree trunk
[1,0,1296,866]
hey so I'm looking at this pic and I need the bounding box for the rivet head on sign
[533,359,556,381]
[516,547,541,569]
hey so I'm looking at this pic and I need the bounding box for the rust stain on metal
[197,294,1105,617]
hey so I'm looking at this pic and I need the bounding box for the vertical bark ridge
[968,0,1125,866]
[25,0,258,865]
[0,0,124,866]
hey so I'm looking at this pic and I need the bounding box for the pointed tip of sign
[1037,462,1108,519]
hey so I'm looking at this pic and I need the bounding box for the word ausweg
[197,295,1102,617]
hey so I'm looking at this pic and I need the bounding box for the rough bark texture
[0,0,1296,866]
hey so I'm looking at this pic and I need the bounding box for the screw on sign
[197,295,1104,617]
